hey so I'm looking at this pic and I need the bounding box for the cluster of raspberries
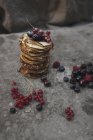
[10,82,45,114]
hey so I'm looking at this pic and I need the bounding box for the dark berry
[69,78,76,84]
[36,104,43,111]
[73,66,80,71]
[27,31,33,37]
[11,88,18,93]
[44,80,51,87]
[41,76,47,83]
[32,34,38,40]
[88,82,93,89]
[81,64,87,69]
[76,75,82,82]
[70,84,75,90]
[86,66,93,74]
[80,80,87,87]
[63,77,69,82]
[58,65,65,72]
[72,70,81,76]
[87,62,93,67]
[81,69,86,77]
[74,83,80,93]
[52,61,60,69]
[10,108,16,114]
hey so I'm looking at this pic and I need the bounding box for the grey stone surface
[0,23,93,140]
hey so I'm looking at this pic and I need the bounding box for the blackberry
[36,104,43,111]
[58,65,65,72]
[63,77,69,82]
[10,108,16,114]
[27,31,33,37]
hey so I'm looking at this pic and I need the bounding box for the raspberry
[65,107,74,121]
[12,81,17,86]
[27,94,32,102]
[23,97,29,105]
[18,103,24,109]
[37,89,43,97]
[46,31,51,36]
[84,74,92,82]
[11,87,18,93]
[73,66,80,71]
[32,28,39,34]
[52,61,60,69]
[38,30,44,36]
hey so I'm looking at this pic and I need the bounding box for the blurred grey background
[0,0,93,33]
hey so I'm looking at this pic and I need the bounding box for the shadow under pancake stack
[19,28,54,78]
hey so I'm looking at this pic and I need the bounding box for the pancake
[19,31,53,78]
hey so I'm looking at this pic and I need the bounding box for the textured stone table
[0,23,93,140]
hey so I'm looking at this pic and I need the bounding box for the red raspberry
[11,87,18,93]
[33,95,40,101]
[11,93,18,99]
[38,30,44,35]
[12,81,17,86]
[27,94,32,102]
[14,100,20,108]
[19,94,25,100]
[46,31,51,36]
[23,97,29,105]
[17,103,24,109]
[73,66,80,71]
[65,107,71,113]
[37,89,43,97]
[84,74,92,82]
[39,99,45,105]
[52,61,60,69]
[32,28,39,34]
[66,116,73,121]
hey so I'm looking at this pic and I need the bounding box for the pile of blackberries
[69,62,93,93]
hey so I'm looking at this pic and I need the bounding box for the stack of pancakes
[19,34,53,78]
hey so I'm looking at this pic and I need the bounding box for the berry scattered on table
[74,83,80,93]
[10,107,16,114]
[65,107,74,121]
[36,104,43,111]
[63,77,69,82]
[58,65,65,72]
[65,62,93,93]
[44,80,51,87]
[41,76,47,83]
[52,61,60,69]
